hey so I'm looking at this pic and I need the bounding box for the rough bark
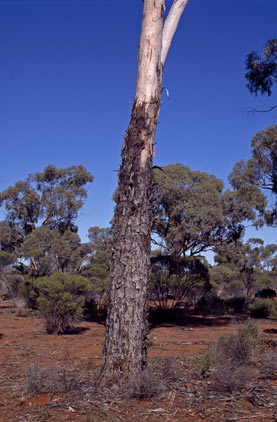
[99,100,160,386]
[99,0,188,388]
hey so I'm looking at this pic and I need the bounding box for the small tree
[34,273,93,334]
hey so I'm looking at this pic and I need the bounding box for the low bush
[249,298,277,318]
[25,361,79,394]
[217,320,258,363]
[126,368,166,399]
[213,364,256,394]
[34,273,93,334]
[201,320,258,374]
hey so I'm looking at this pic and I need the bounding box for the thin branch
[161,0,189,67]
[150,237,170,252]
[248,105,277,114]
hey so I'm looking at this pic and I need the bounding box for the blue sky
[0,0,276,248]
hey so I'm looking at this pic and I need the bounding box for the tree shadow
[149,307,245,329]
[62,326,90,335]
[264,328,277,335]
[84,308,107,326]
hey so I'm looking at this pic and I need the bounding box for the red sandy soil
[0,299,277,422]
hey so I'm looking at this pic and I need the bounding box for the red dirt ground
[0,299,277,422]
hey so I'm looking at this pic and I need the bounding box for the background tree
[0,164,93,239]
[229,125,277,225]
[81,226,112,309]
[213,238,276,298]
[21,227,85,277]
[246,39,277,97]
[100,0,189,387]
[0,165,93,282]
[150,253,209,309]
[152,163,266,257]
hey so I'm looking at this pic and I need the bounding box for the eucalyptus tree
[213,239,277,298]
[100,0,189,387]
[245,39,276,106]
[0,165,93,276]
[229,125,277,225]
[152,163,267,257]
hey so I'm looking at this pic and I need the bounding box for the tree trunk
[99,0,189,388]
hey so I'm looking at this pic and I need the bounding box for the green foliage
[0,250,23,297]
[224,280,245,298]
[200,343,220,375]
[153,164,266,258]
[21,227,84,276]
[81,261,110,309]
[229,125,277,225]
[217,320,258,363]
[32,273,93,333]
[150,254,210,309]
[245,39,277,96]
[201,320,258,374]
[87,226,112,256]
[0,165,93,277]
[213,239,275,298]
[249,297,277,318]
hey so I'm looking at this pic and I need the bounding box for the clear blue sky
[0,0,276,247]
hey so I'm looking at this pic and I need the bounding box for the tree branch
[248,105,277,114]
[161,0,189,67]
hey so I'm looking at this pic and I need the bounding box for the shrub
[194,293,226,315]
[216,320,258,363]
[213,364,255,394]
[34,273,93,333]
[25,362,79,394]
[224,280,246,299]
[200,343,220,375]
[249,298,277,318]
[126,368,166,399]
[200,320,258,374]
[226,297,246,314]
[19,278,40,309]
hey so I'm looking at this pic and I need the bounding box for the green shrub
[201,320,258,374]
[34,273,93,334]
[19,279,40,309]
[249,298,277,318]
[216,320,258,363]
[200,343,220,375]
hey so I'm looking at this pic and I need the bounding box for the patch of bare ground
[0,299,277,422]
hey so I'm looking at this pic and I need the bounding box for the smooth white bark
[135,0,164,104]
[161,0,189,67]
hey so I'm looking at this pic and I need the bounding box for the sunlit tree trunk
[99,0,189,387]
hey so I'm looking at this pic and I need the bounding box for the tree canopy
[152,164,266,257]
[0,165,93,277]
[0,164,93,240]
[229,125,277,225]
[245,39,277,97]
